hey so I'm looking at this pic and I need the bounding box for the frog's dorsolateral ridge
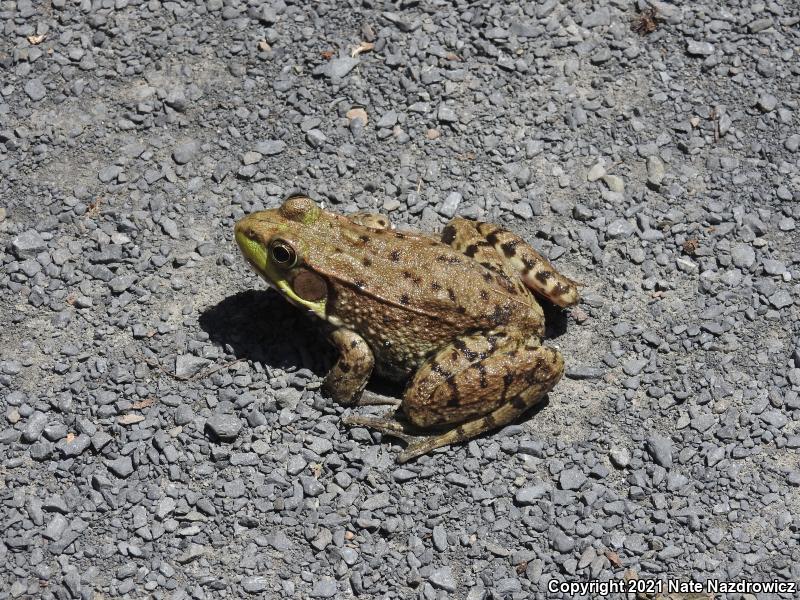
[235,195,580,462]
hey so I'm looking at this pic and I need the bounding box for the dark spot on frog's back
[436,254,462,264]
[490,304,512,326]
[362,257,372,267]
[464,244,478,258]
[389,249,401,262]
[402,270,422,285]
[496,274,518,294]
[399,293,410,305]
[447,288,457,302]
[535,270,553,284]
[431,281,442,291]
[442,225,456,244]
[359,234,370,244]
[354,280,366,289]
[501,240,519,257]
[480,289,489,301]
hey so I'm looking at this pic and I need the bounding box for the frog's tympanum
[235,195,579,462]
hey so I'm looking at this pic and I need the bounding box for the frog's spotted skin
[235,196,580,462]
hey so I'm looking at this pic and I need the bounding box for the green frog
[235,195,579,462]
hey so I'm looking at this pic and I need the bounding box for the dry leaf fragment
[571,306,589,324]
[27,34,46,45]
[689,116,701,128]
[320,49,334,60]
[426,128,440,140]
[118,414,145,425]
[682,238,699,255]
[631,6,658,35]
[66,432,76,444]
[351,41,374,58]
[257,40,271,52]
[605,550,622,567]
[346,107,368,126]
[131,398,155,409]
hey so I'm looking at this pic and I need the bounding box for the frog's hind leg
[442,218,580,307]
[396,332,565,463]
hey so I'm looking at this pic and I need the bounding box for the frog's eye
[269,239,297,267]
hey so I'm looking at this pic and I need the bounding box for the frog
[234,195,580,463]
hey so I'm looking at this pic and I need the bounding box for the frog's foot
[358,390,403,407]
[396,400,532,463]
[441,218,580,307]
[341,413,416,444]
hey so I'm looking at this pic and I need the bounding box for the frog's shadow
[200,289,569,370]
[200,290,563,434]
[541,300,569,340]
[199,289,332,376]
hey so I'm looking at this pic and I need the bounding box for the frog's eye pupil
[270,242,295,266]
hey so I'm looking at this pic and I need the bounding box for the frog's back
[305,217,544,377]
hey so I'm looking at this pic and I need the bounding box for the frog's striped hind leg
[441,218,580,307]
[396,332,564,462]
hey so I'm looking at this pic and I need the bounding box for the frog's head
[234,195,329,317]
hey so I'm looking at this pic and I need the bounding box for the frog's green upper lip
[234,227,268,274]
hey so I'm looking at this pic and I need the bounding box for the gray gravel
[1,0,800,599]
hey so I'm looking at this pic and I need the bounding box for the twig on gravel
[139,354,243,382]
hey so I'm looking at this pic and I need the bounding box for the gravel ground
[1,0,799,598]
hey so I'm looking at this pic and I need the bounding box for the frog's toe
[342,414,416,443]
[358,390,402,406]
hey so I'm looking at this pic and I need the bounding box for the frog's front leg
[398,331,563,462]
[323,328,374,406]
